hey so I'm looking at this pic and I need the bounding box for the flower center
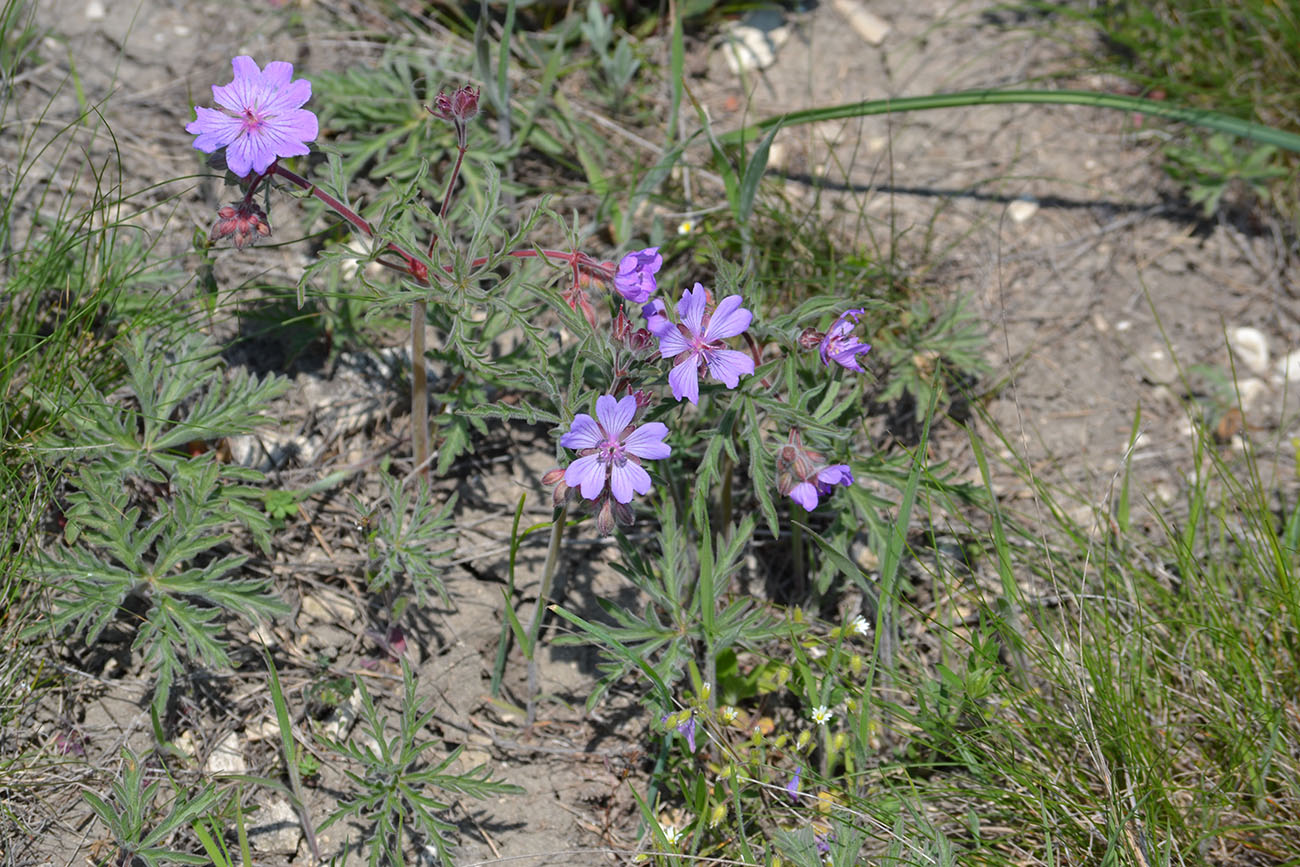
[598,434,628,465]
[240,107,266,133]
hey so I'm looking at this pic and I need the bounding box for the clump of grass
[1085,0,1300,225]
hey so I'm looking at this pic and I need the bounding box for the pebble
[1237,377,1268,412]
[1274,349,1300,385]
[84,0,106,21]
[831,0,890,45]
[720,9,789,75]
[1007,196,1038,224]
[250,797,301,854]
[1228,326,1269,376]
[1141,346,1178,384]
[204,731,247,775]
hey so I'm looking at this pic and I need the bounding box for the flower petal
[702,294,752,341]
[560,413,602,450]
[596,394,637,438]
[261,60,295,88]
[676,284,708,337]
[789,482,819,510]
[658,328,694,359]
[668,357,700,404]
[817,464,854,487]
[609,459,652,504]
[623,423,671,460]
[704,348,754,389]
[565,454,607,500]
[187,108,242,151]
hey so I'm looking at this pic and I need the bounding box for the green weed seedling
[81,749,217,867]
[316,662,522,867]
[31,331,288,715]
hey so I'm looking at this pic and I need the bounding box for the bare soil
[7,0,1299,864]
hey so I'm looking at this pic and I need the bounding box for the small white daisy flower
[851,615,871,637]
[810,705,833,725]
[660,822,683,845]
[719,705,738,723]
[807,644,826,660]
[677,219,694,235]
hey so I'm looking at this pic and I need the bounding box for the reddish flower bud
[798,326,825,351]
[212,200,271,249]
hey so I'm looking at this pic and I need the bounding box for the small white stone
[1274,349,1300,385]
[1116,319,1132,332]
[205,732,247,775]
[84,0,106,20]
[1228,326,1270,376]
[174,730,198,758]
[831,0,890,45]
[173,24,191,37]
[250,797,301,854]
[1237,377,1268,412]
[721,25,776,74]
[1007,197,1039,224]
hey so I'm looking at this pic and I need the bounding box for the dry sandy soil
[6,0,1299,863]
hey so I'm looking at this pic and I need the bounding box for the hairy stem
[411,300,429,478]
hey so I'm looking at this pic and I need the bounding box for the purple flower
[788,465,854,511]
[819,308,871,371]
[776,431,854,511]
[186,56,319,178]
[641,299,675,337]
[658,284,755,405]
[785,766,802,803]
[662,710,698,753]
[561,394,671,504]
[614,247,662,304]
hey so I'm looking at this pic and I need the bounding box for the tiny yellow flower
[677,219,694,235]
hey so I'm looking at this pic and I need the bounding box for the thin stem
[411,300,429,478]
[427,144,467,258]
[718,452,733,534]
[792,520,805,594]
[525,502,568,729]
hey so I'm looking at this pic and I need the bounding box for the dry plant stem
[525,502,568,729]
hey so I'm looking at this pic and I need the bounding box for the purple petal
[789,482,819,510]
[668,358,700,404]
[816,464,854,487]
[642,299,673,335]
[224,134,259,177]
[560,413,602,450]
[658,328,694,360]
[596,394,637,438]
[187,108,242,151]
[565,454,607,500]
[609,460,651,504]
[703,348,755,389]
[623,423,671,460]
[261,60,295,88]
[676,284,708,337]
[702,294,752,341]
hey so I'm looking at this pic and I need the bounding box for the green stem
[411,301,429,478]
[525,502,567,728]
[720,88,1300,153]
